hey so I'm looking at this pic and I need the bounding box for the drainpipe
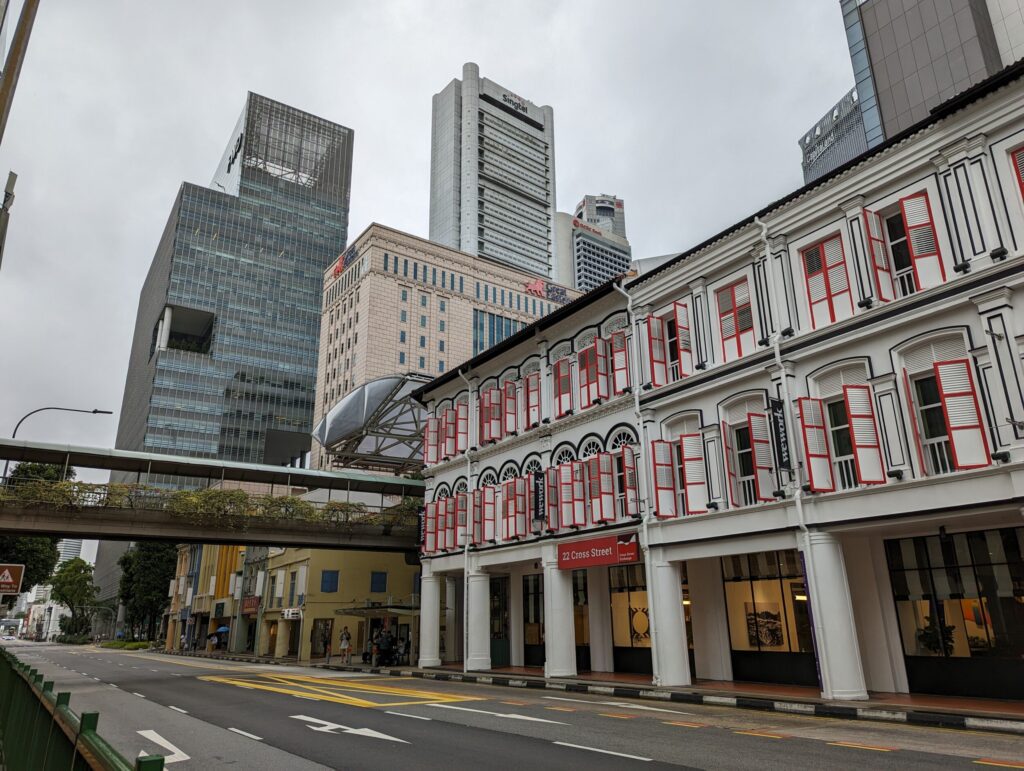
[754,216,831,698]
[612,279,662,685]
[458,368,476,674]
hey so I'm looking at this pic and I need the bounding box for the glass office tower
[114,93,353,469]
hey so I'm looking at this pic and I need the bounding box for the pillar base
[465,656,491,671]
[827,688,870,701]
[418,657,442,668]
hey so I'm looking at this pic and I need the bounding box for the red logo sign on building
[241,595,261,615]
[557,534,639,570]
[524,278,546,297]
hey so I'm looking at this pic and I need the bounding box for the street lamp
[2,406,113,480]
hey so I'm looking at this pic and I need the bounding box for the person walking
[322,627,332,665]
[339,626,352,665]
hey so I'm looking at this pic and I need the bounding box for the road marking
[137,730,190,763]
[385,711,432,720]
[553,742,651,762]
[600,713,635,719]
[828,741,894,752]
[289,715,407,743]
[501,700,528,706]
[664,720,705,728]
[542,696,694,715]
[975,761,1024,769]
[132,692,146,698]
[545,706,576,712]
[228,727,262,741]
[427,704,567,724]
[92,677,101,681]
[109,684,118,689]
[294,695,318,700]
[168,706,187,714]
[735,730,786,739]
[150,669,159,672]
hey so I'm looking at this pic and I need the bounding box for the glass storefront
[886,527,1024,698]
[721,550,818,686]
[610,564,652,673]
[490,577,510,667]
[572,570,590,671]
[523,574,545,666]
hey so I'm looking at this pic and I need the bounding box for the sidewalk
[311,660,1024,737]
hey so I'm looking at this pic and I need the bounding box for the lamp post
[3,406,113,480]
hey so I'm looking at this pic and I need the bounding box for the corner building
[415,62,1024,701]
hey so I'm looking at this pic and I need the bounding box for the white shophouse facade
[415,62,1024,701]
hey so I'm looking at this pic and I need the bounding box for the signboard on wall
[532,473,545,521]
[241,596,261,615]
[0,564,24,595]
[768,397,792,471]
[557,534,639,570]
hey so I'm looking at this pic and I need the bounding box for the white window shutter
[721,421,739,507]
[934,359,991,469]
[900,193,945,290]
[646,315,668,387]
[798,398,835,492]
[679,433,708,514]
[545,467,560,531]
[610,331,630,394]
[650,440,678,518]
[863,209,895,302]
[673,302,694,378]
[747,413,776,501]
[842,385,886,484]
[620,446,639,518]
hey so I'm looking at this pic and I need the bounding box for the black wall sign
[768,397,792,471]
[417,506,426,546]
[532,472,546,520]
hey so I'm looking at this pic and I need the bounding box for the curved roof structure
[312,374,430,473]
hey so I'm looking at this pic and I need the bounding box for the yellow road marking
[735,730,786,739]
[828,741,894,752]
[545,706,576,712]
[501,700,528,705]
[664,721,705,728]
[600,713,635,719]
[975,760,1024,769]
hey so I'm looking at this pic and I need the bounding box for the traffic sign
[0,563,25,595]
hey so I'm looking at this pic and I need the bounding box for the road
[3,641,1022,769]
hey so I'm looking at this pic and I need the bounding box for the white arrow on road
[136,730,190,764]
[543,696,694,715]
[426,703,567,724]
[289,715,407,743]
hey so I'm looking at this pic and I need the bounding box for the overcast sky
[0,0,853,465]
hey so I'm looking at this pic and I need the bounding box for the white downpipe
[612,280,662,685]
[458,369,476,674]
[754,216,831,698]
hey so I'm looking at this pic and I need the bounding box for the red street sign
[0,564,25,595]
[557,534,639,570]
[241,596,261,614]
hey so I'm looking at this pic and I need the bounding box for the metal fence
[0,647,163,770]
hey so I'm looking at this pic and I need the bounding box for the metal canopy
[312,374,430,474]
[0,438,422,496]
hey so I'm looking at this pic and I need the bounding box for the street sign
[0,564,25,595]
[557,534,639,570]
[768,397,792,471]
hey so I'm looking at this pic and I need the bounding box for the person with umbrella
[215,624,230,651]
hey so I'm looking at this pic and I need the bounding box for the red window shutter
[437,411,448,460]
[797,398,835,492]
[933,359,991,469]
[650,439,678,518]
[595,338,610,401]
[747,413,776,501]
[525,372,541,427]
[673,302,694,378]
[424,502,436,553]
[587,454,615,523]
[899,193,945,290]
[578,346,593,409]
[610,331,630,394]
[679,433,708,514]
[545,467,560,532]
[488,387,502,441]
[456,492,468,546]
[445,497,457,551]
[424,417,439,465]
[1013,145,1024,202]
[558,463,574,529]
[554,358,573,417]
[863,209,895,302]
[802,235,853,329]
[842,385,885,484]
[646,315,668,387]
[721,421,739,507]
[444,408,457,459]
[571,461,588,526]
[483,485,496,543]
[503,381,517,436]
[470,490,483,545]
[456,402,468,453]
[502,479,515,541]
[902,368,928,476]
[479,389,491,444]
[620,446,639,518]
[514,477,529,537]
[718,282,754,362]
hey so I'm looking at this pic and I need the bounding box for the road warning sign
[0,564,25,595]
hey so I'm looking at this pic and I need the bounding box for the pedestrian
[378,630,392,667]
[362,631,372,664]
[179,633,185,651]
[370,629,381,666]
[339,626,352,665]
[322,627,332,664]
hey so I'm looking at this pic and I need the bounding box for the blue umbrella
[216,626,230,633]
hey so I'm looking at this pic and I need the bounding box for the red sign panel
[241,595,261,614]
[557,534,639,570]
[0,564,25,595]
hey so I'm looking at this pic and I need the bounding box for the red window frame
[619,446,639,518]
[716,280,754,361]
[482,485,496,543]
[443,408,457,459]
[646,315,668,387]
[800,234,853,329]
[1012,145,1024,202]
[570,461,588,527]
[609,331,630,395]
[557,463,574,529]
[456,402,468,453]
[503,380,518,436]
[899,192,946,291]
[514,476,529,538]
[578,339,610,409]
[678,432,707,514]
[455,492,468,547]
[650,439,678,519]
[525,371,541,427]
[423,501,436,553]
[553,357,573,418]
[470,489,484,545]
[423,417,439,465]
[673,302,693,378]
[797,397,835,493]
[479,389,491,444]
[842,385,885,484]
[747,413,775,502]
[444,497,457,551]
[902,368,929,476]
[587,453,615,523]
[863,209,894,302]
[502,479,517,541]
[721,421,738,508]
[545,466,560,532]
[933,359,991,470]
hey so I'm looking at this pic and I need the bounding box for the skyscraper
[429,62,556,278]
[553,195,631,292]
[96,94,353,608]
[798,88,869,183]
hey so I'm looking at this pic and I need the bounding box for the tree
[50,558,97,637]
[7,461,76,483]
[118,542,178,641]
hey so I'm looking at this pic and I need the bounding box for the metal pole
[0,0,40,149]
[3,406,112,479]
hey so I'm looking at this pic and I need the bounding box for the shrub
[261,495,316,522]
[322,500,368,523]
[100,641,127,649]
[57,634,91,645]
[125,641,151,650]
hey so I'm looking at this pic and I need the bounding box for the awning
[333,604,420,618]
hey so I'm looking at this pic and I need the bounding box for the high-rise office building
[96,93,354,606]
[553,195,631,292]
[801,0,1024,178]
[55,539,82,566]
[798,88,869,183]
[429,62,556,278]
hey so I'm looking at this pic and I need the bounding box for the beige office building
[313,223,578,469]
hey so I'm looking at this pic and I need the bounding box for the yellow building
[258,547,419,663]
[163,543,242,652]
[164,545,191,651]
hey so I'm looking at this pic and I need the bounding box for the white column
[542,551,576,678]
[465,570,491,671]
[444,576,458,662]
[509,568,524,667]
[159,306,172,349]
[687,557,733,681]
[649,558,691,687]
[586,568,614,673]
[801,531,869,700]
[418,572,442,668]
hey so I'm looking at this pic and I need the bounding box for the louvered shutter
[558,463,574,529]
[747,413,776,501]
[798,398,835,492]
[646,315,669,387]
[934,359,991,469]
[824,236,854,322]
[679,433,708,514]
[842,385,885,484]
[1012,146,1024,200]
[650,440,678,518]
[900,193,945,290]
[503,381,518,436]
[479,389,491,443]
[545,467,560,531]
[902,369,928,476]
[424,502,436,553]
[456,402,468,453]
[525,372,541,427]
[502,479,515,541]
[610,331,630,394]
[514,477,529,537]
[721,421,739,507]
[734,281,756,357]
[803,242,831,328]
[595,338,610,401]
[424,417,439,465]
[488,387,503,442]
[571,461,588,526]
[456,492,469,546]
[864,209,895,302]
[443,408,457,459]
[587,453,615,523]
[620,446,639,518]
[673,302,694,378]
[483,485,496,543]
[554,358,573,417]
[470,489,483,545]
[445,497,457,551]
[578,346,593,409]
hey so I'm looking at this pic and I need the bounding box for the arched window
[454,479,468,494]
[553,446,576,466]
[579,438,603,459]
[499,462,518,482]
[523,457,543,475]
[608,428,638,450]
[479,469,497,487]
[433,483,451,502]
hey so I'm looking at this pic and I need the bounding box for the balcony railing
[923,436,954,476]
[739,476,758,507]
[833,455,859,491]
[895,265,917,298]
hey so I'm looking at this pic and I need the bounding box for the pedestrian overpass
[0,438,423,551]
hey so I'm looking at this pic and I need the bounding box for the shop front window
[721,550,813,654]
[610,564,650,649]
[572,570,589,646]
[523,574,544,648]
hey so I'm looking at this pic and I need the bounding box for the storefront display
[610,563,652,673]
[523,574,544,666]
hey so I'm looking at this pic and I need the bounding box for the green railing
[0,647,164,770]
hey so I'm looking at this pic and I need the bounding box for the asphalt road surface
[3,641,1023,769]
